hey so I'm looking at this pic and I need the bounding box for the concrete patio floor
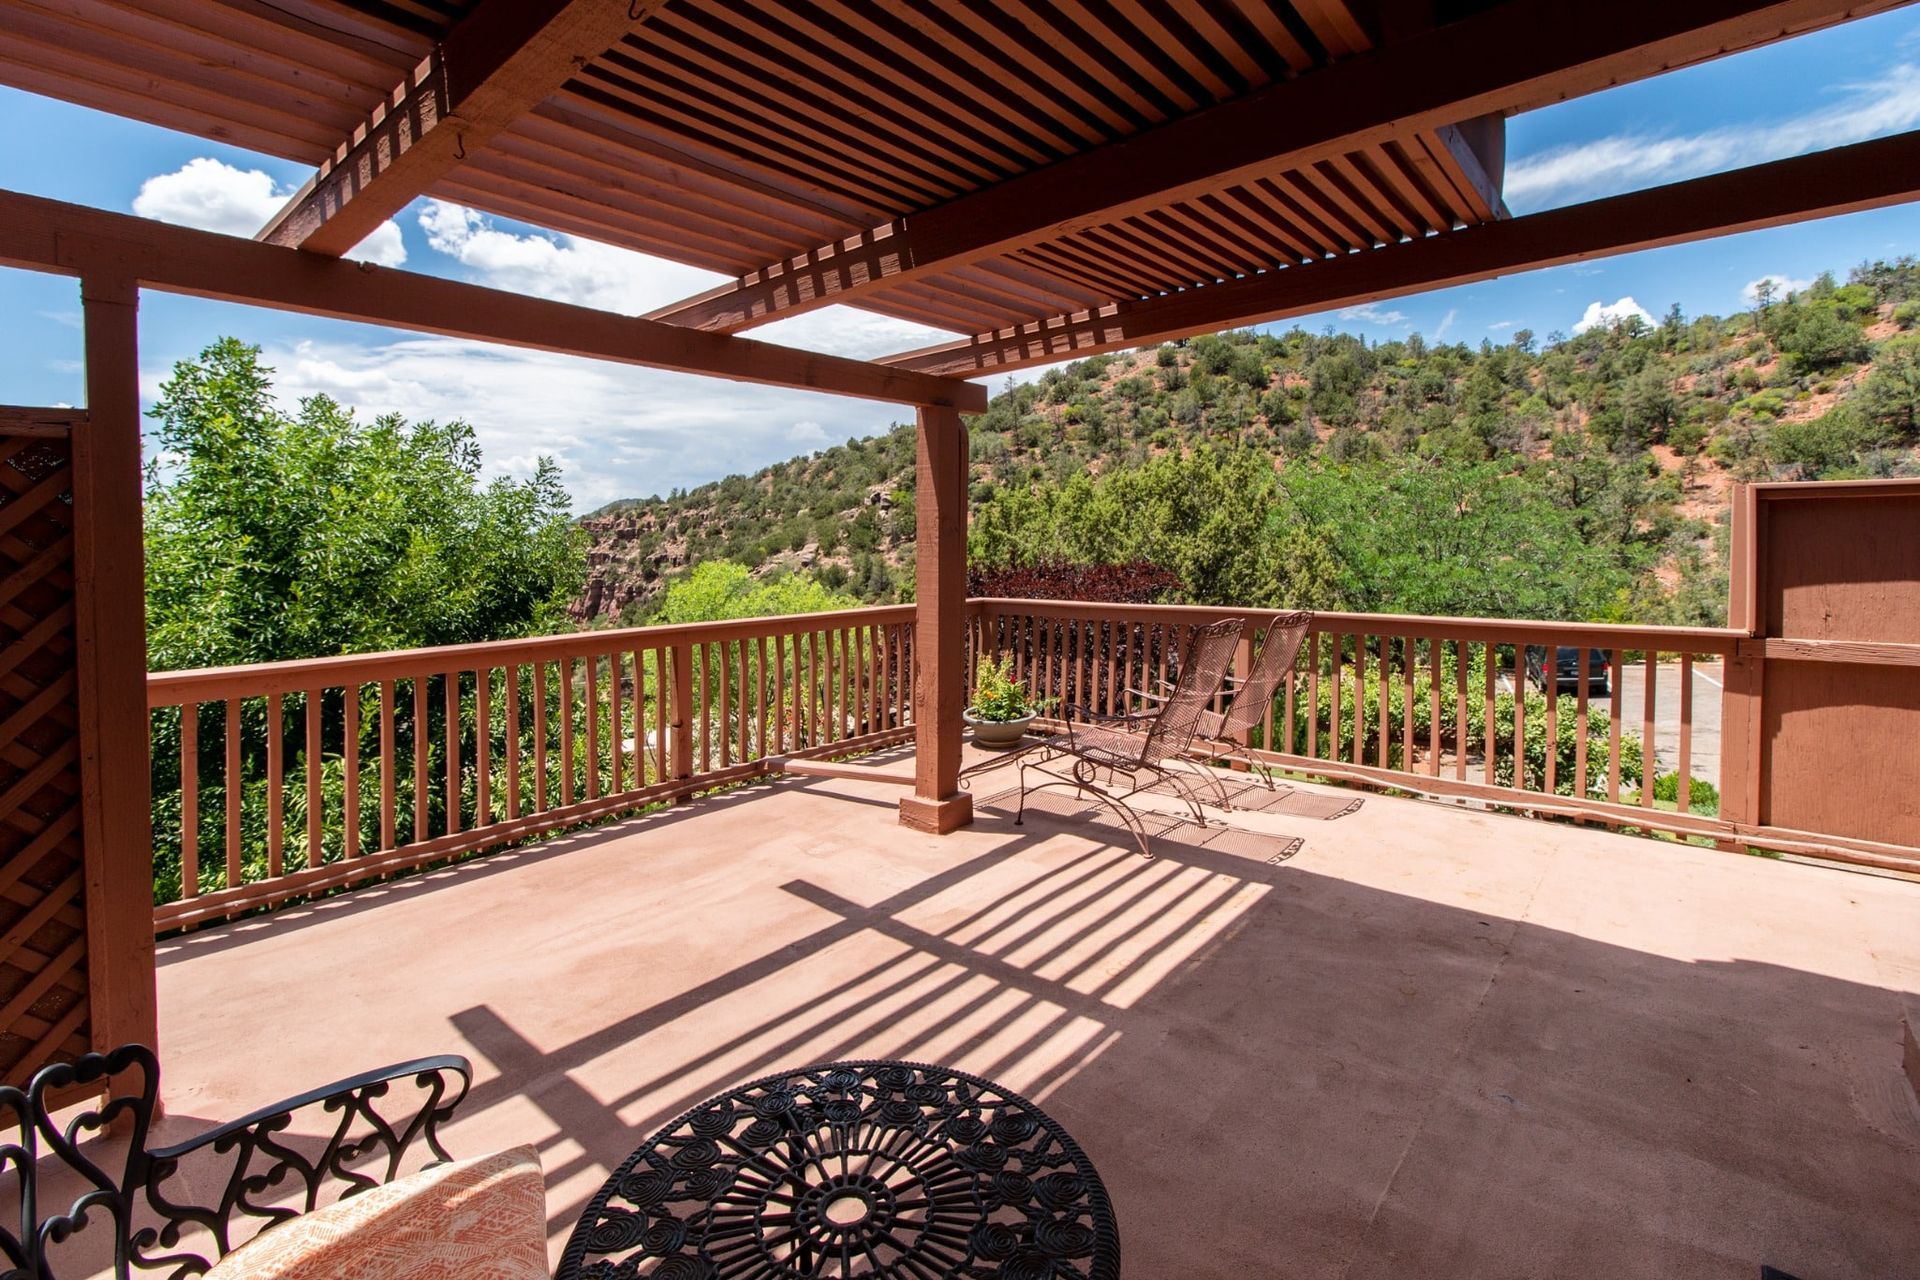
[145,746,1920,1279]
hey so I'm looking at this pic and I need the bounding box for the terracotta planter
[964,710,1035,747]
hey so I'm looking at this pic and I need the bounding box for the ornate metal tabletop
[558,1060,1120,1279]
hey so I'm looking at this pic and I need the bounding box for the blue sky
[4,7,1919,508]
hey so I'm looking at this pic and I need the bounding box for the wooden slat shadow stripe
[973,786,1306,863]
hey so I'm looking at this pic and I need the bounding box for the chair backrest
[1220,611,1313,736]
[1140,618,1244,767]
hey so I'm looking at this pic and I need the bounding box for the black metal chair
[0,1044,471,1279]
[1011,617,1244,858]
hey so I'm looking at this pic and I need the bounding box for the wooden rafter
[644,0,1908,336]
[259,0,672,257]
[0,190,983,411]
[878,130,1920,377]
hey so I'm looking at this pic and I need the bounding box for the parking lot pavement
[1614,660,1722,782]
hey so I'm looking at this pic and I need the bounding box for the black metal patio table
[557,1060,1120,1279]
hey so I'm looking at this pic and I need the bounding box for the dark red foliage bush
[966,560,1183,603]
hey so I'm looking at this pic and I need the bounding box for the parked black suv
[1525,646,1611,696]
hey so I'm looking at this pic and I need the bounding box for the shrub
[967,560,1184,603]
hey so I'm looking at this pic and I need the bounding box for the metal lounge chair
[1137,611,1313,806]
[1011,617,1244,859]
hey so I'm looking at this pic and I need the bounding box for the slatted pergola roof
[8,0,1919,392]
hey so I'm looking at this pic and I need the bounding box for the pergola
[2,0,1918,1074]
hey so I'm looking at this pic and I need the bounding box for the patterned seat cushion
[204,1146,548,1280]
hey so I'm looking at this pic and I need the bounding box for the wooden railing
[148,593,1920,930]
[147,606,915,931]
[971,599,1746,843]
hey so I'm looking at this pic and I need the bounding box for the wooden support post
[75,278,159,1076]
[900,404,973,834]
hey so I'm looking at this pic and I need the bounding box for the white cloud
[1487,320,1514,331]
[133,158,405,266]
[416,200,958,359]
[200,334,918,511]
[1506,64,1920,209]
[1435,308,1459,338]
[1338,304,1408,325]
[1573,296,1657,334]
[1741,273,1815,305]
[418,200,714,314]
[786,421,828,446]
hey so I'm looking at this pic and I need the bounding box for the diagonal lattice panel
[0,411,89,1085]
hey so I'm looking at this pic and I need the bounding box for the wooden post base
[899,792,974,834]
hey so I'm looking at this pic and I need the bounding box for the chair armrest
[136,1055,473,1272]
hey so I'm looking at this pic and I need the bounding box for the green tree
[144,340,584,670]
[652,560,859,624]
[1861,335,1920,437]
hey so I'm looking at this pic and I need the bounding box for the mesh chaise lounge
[1011,617,1244,858]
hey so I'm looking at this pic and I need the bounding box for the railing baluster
[560,658,577,806]
[1427,640,1441,776]
[225,698,242,891]
[1352,634,1366,768]
[379,679,396,851]
[1482,648,1496,786]
[266,691,284,878]
[305,687,323,869]
[1378,638,1392,769]
[1454,643,1467,782]
[1641,648,1658,810]
[608,654,623,794]
[837,628,849,740]
[1306,632,1319,759]
[506,665,521,819]
[1607,650,1624,804]
[476,668,492,823]
[756,634,770,756]
[670,642,693,787]
[532,661,548,814]
[1543,650,1558,795]
[587,653,603,797]
[654,645,670,782]
[444,671,462,835]
[716,641,731,768]
[1678,653,1694,814]
[1575,648,1591,799]
[343,684,360,858]
[1104,621,1118,718]
[774,634,790,750]
[1329,634,1342,762]
[179,704,198,899]
[1512,657,1526,790]
[805,631,819,747]
[1400,637,1413,771]
[1279,633,1294,755]
[413,676,430,842]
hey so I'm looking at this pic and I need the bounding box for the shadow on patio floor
[144,762,1920,1278]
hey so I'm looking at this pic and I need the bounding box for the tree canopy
[144,339,585,670]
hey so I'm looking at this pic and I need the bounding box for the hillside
[574,258,1920,626]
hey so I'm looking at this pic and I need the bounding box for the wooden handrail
[148,605,917,706]
[968,598,1746,652]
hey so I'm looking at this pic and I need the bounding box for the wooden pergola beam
[876,130,1920,378]
[259,0,668,257]
[644,0,1905,336]
[0,189,984,411]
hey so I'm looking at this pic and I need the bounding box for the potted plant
[964,655,1043,747]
